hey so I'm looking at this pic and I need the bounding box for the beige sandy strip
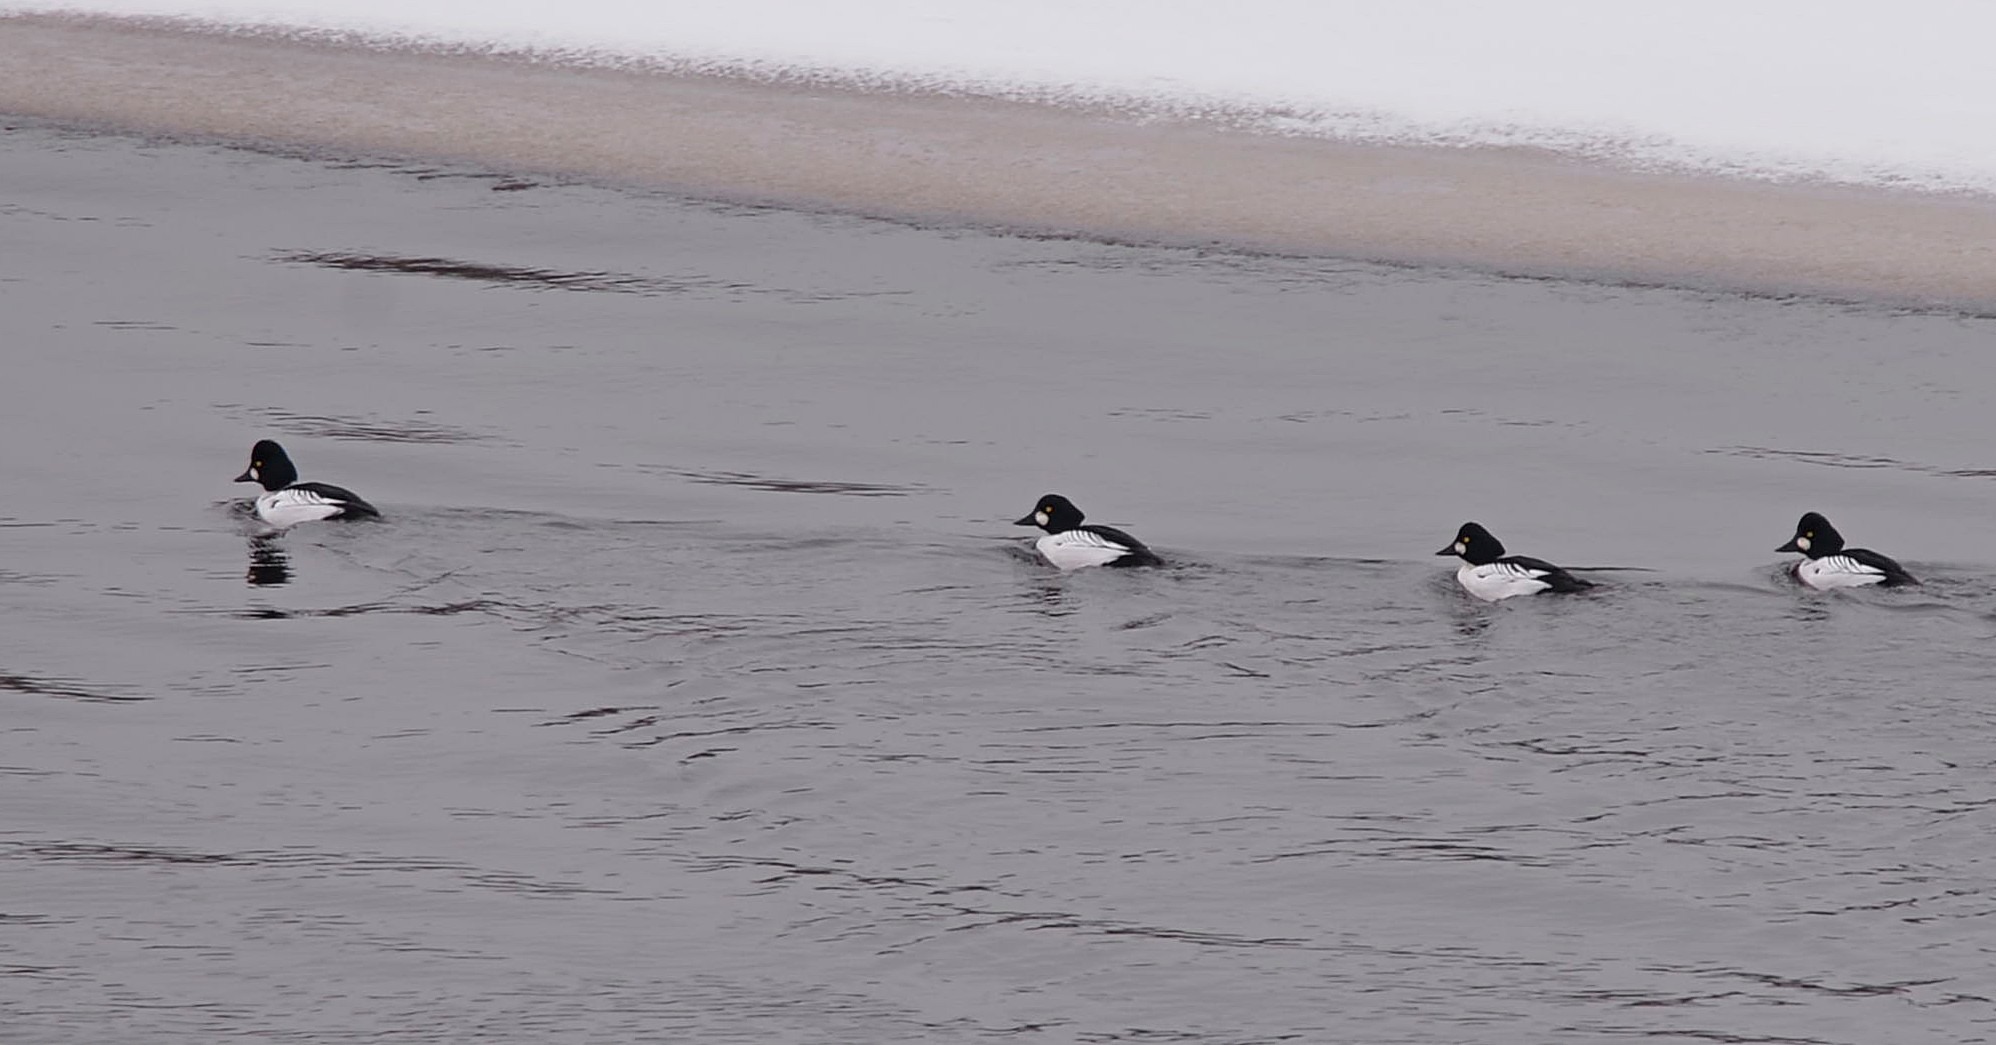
[5,13,1995,308]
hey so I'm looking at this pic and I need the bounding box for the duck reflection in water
[246,536,291,587]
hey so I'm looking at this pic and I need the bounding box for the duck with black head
[235,439,380,529]
[1776,511,1915,589]
[1014,494,1161,570]
[1436,522,1594,602]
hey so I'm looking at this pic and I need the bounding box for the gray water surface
[6,127,1996,1043]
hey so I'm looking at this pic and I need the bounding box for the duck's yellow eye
[1804,531,1813,539]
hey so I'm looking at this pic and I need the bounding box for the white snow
[9,0,1996,193]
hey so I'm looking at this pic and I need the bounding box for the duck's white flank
[255,488,349,529]
[1794,554,1888,590]
[1036,529,1135,571]
[1456,560,1556,602]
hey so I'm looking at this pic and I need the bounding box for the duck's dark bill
[1014,514,1039,526]
[1435,544,1458,556]
[1776,539,1800,553]
[234,468,256,483]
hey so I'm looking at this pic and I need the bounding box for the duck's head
[1437,522,1505,565]
[1015,494,1085,533]
[1777,511,1843,558]
[235,439,297,492]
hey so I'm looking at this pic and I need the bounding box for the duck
[1776,511,1915,589]
[234,439,380,528]
[1014,494,1161,570]
[1436,522,1594,601]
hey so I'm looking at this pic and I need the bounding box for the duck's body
[1437,522,1593,601]
[1777,512,1914,589]
[235,439,379,528]
[1015,494,1160,570]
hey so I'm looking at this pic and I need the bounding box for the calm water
[7,125,1996,1043]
